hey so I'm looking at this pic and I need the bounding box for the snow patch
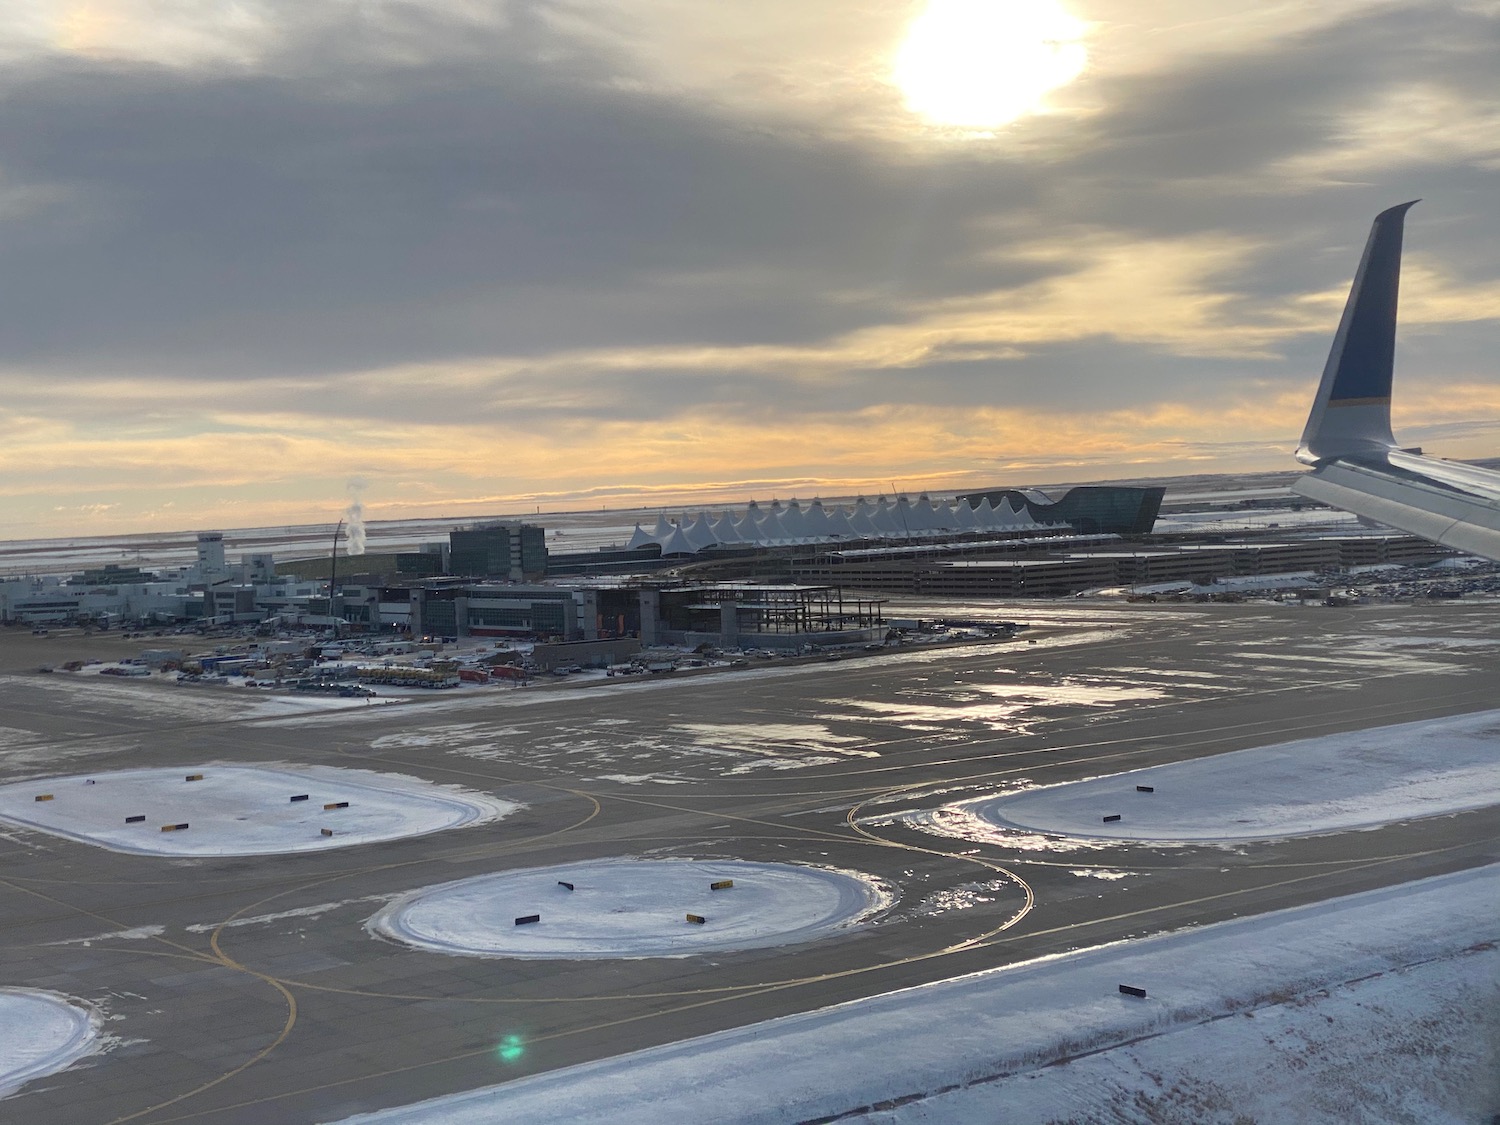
[48,925,165,947]
[0,765,518,856]
[589,774,692,786]
[369,858,892,959]
[971,709,1500,842]
[0,989,98,1098]
[184,894,395,933]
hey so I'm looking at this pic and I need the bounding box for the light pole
[329,519,344,637]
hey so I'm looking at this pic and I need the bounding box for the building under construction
[646,584,885,649]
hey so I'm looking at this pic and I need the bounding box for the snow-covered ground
[0,765,518,856]
[1151,506,1362,534]
[0,990,96,1098]
[328,864,1500,1124]
[239,691,410,718]
[1111,570,1320,596]
[369,859,891,959]
[950,708,1500,842]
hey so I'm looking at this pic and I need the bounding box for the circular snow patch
[369,858,893,959]
[0,989,97,1096]
[0,765,518,857]
[961,711,1500,842]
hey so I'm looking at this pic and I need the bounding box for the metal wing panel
[1293,458,1500,562]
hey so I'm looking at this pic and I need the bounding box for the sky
[2,0,1499,537]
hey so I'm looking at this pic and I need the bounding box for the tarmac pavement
[0,600,1496,1123]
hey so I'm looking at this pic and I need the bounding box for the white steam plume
[344,478,367,555]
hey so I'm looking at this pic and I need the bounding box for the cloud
[3,1,522,71]
[0,1,1497,535]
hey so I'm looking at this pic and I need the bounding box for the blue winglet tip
[1377,199,1421,223]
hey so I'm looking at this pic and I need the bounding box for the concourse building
[955,485,1166,535]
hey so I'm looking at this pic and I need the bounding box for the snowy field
[0,990,96,1098]
[370,859,891,958]
[1151,506,1363,534]
[956,708,1500,842]
[0,765,518,856]
[330,864,1500,1124]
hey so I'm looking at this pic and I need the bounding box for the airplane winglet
[1296,200,1420,465]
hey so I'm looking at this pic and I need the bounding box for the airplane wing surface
[1293,202,1500,562]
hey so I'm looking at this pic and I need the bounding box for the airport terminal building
[955,485,1166,535]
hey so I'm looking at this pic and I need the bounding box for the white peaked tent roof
[973,497,998,530]
[683,512,718,549]
[871,498,903,536]
[911,494,938,531]
[733,509,763,541]
[847,499,878,536]
[892,496,917,536]
[644,491,1072,554]
[659,525,697,556]
[773,510,803,541]
[1000,499,1037,527]
[846,505,878,536]
[626,491,1074,554]
[779,501,809,537]
[803,500,834,537]
[751,510,783,542]
[824,506,859,538]
[709,511,742,543]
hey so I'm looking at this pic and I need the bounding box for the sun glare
[893,0,1087,130]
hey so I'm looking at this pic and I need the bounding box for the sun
[893,0,1088,130]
